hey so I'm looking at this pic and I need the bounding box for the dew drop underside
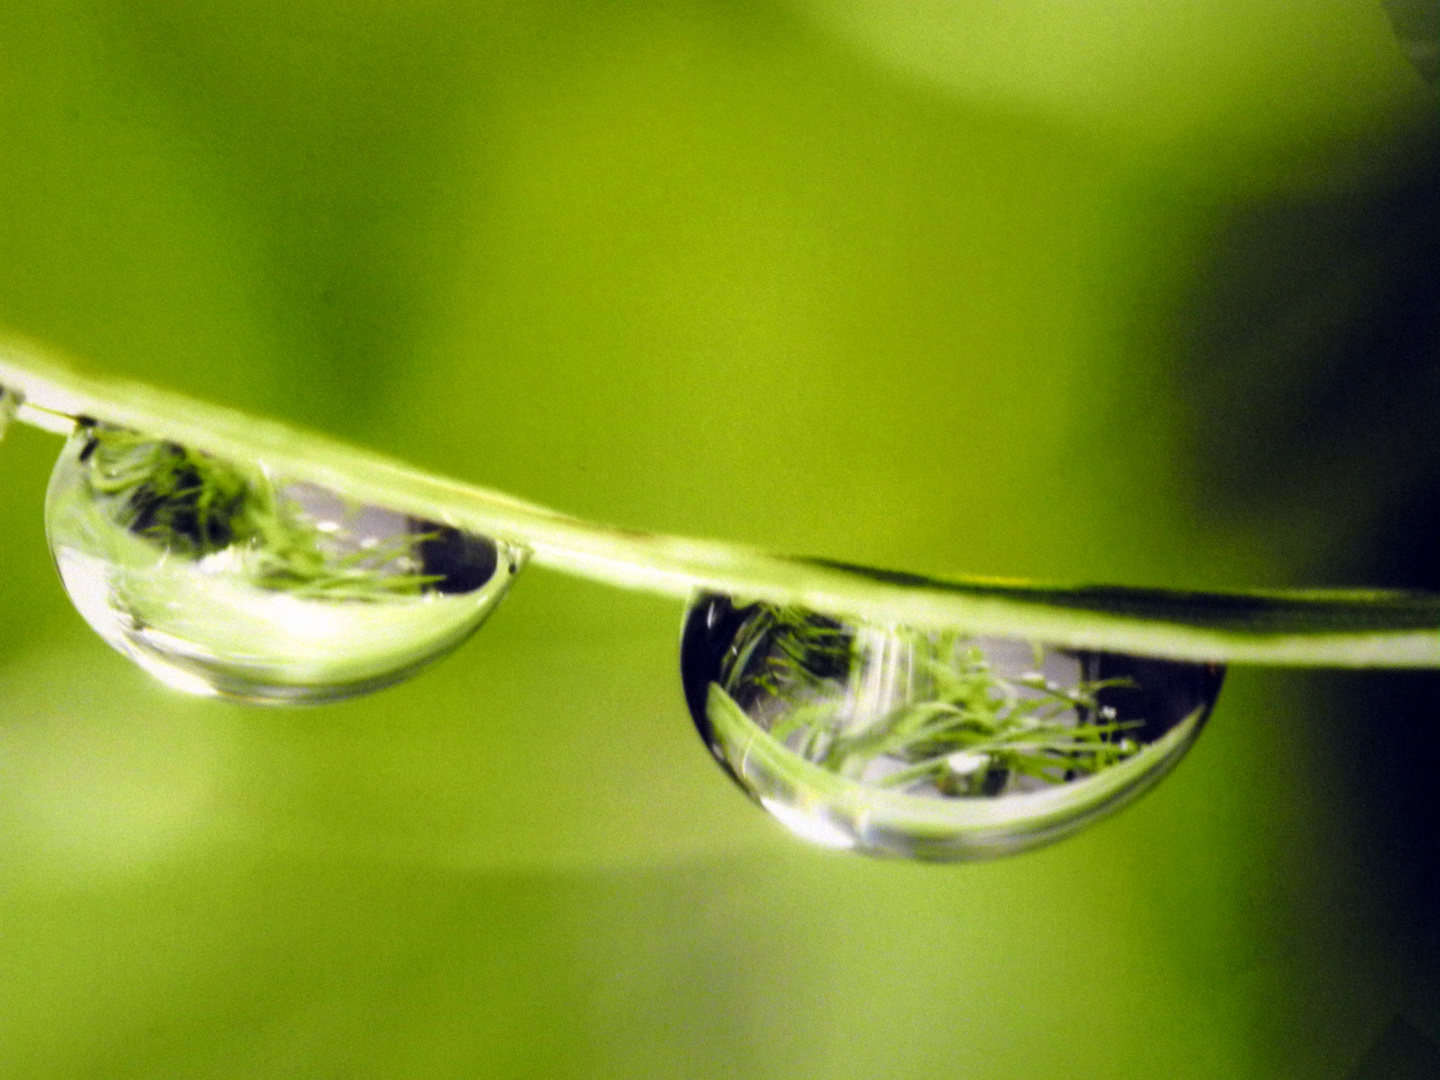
[44,424,521,704]
[681,593,1224,859]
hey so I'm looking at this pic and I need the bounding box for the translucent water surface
[46,423,525,704]
[681,593,1224,860]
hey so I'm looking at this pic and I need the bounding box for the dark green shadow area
[1348,1017,1440,1080]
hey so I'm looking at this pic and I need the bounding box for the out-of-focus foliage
[0,2,1434,1078]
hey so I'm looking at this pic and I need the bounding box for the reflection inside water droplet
[680,594,1224,861]
[46,423,525,704]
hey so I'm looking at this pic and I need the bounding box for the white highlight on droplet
[758,797,856,850]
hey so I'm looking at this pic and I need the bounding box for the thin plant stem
[3,337,1437,667]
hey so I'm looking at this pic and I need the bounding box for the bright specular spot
[680,594,1224,861]
[758,798,857,850]
[44,422,526,704]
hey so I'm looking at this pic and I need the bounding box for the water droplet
[45,423,525,704]
[0,382,21,442]
[680,594,1224,861]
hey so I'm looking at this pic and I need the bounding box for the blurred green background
[0,1,1435,1077]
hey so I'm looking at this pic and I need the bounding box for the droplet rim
[679,593,1223,860]
[703,680,1210,861]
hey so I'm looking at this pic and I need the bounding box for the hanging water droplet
[45,423,525,704]
[0,382,21,442]
[680,593,1224,861]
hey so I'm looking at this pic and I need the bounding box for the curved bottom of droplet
[115,629,483,705]
[703,680,1207,860]
[43,425,526,706]
[681,593,1224,861]
[52,546,504,705]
